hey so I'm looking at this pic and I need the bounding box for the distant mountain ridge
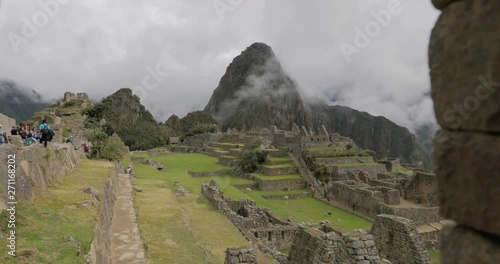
[0,80,49,124]
[204,43,431,169]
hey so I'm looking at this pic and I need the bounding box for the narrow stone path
[110,173,146,264]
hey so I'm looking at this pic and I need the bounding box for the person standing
[10,126,18,136]
[0,125,6,144]
[39,120,51,148]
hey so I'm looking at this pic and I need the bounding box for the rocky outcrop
[0,113,16,132]
[204,42,309,131]
[429,0,500,262]
[371,215,432,264]
[0,143,82,204]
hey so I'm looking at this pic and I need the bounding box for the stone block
[429,0,500,132]
[441,224,500,264]
[431,0,460,10]
[433,130,500,235]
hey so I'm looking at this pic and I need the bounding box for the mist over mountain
[0,80,49,124]
[204,43,431,168]
[204,43,308,131]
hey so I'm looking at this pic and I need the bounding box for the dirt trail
[110,173,147,264]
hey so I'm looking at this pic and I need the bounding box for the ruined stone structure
[288,224,381,264]
[202,180,296,252]
[326,172,440,225]
[371,215,432,264]
[58,92,91,108]
[429,0,500,263]
[224,247,258,264]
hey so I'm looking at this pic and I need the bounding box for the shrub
[238,139,267,173]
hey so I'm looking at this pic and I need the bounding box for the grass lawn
[0,159,113,264]
[430,250,440,263]
[138,153,372,232]
[129,156,256,264]
[268,157,291,162]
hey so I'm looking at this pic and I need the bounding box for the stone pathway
[110,173,146,264]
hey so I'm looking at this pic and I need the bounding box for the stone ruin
[225,247,258,264]
[371,215,432,264]
[202,180,434,264]
[429,0,500,263]
[57,92,91,108]
[288,224,381,264]
[201,180,296,253]
[326,171,440,226]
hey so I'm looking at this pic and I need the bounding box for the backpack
[41,124,50,135]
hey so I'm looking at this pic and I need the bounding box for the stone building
[288,224,381,264]
[371,215,432,264]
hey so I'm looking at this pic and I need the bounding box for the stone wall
[329,164,387,179]
[403,172,438,207]
[261,166,298,176]
[256,178,305,191]
[188,170,231,177]
[224,247,257,264]
[371,215,432,264]
[0,113,16,131]
[86,162,120,264]
[0,143,82,204]
[202,180,297,258]
[316,156,374,166]
[378,159,401,172]
[429,0,500,262]
[327,181,440,225]
[288,225,381,264]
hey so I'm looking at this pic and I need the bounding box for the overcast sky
[0,0,439,131]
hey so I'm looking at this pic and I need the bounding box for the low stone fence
[86,162,121,264]
[261,166,298,176]
[261,192,310,200]
[256,178,305,191]
[219,156,238,166]
[188,170,231,177]
[316,156,374,165]
[169,146,197,153]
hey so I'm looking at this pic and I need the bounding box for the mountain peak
[204,43,308,130]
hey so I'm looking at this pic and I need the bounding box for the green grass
[430,250,440,263]
[263,163,295,169]
[268,157,291,162]
[138,154,372,232]
[129,155,251,264]
[0,159,113,264]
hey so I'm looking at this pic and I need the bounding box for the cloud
[0,0,439,132]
